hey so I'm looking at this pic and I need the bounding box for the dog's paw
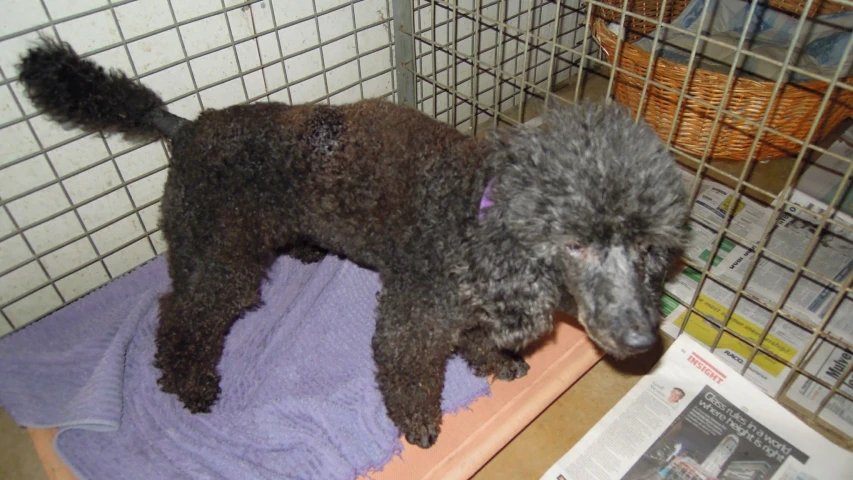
[465,351,530,381]
[287,244,327,264]
[157,369,221,413]
[495,357,530,381]
[179,376,221,413]
[402,417,440,449]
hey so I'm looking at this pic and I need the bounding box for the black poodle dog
[18,40,689,448]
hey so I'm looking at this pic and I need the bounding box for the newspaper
[795,126,853,219]
[783,338,853,439]
[541,335,853,480]
[659,166,853,435]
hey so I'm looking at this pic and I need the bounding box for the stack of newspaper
[542,335,853,479]
[657,135,853,438]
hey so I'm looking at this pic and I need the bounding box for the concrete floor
[472,346,664,479]
[1,407,48,480]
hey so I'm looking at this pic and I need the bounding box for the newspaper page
[776,129,853,438]
[783,338,853,439]
[795,124,853,218]
[541,335,853,480]
[660,169,853,437]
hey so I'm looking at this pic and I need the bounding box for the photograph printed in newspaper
[542,335,853,480]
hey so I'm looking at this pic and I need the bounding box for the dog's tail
[18,39,187,139]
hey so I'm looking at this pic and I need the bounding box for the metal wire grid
[0,0,397,334]
[407,0,592,134]
[590,0,853,444]
[398,0,853,444]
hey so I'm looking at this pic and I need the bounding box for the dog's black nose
[623,331,657,351]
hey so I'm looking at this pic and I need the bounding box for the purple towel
[0,255,490,480]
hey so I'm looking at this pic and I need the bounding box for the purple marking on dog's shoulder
[478,178,495,221]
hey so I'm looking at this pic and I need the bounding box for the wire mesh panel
[409,0,593,133]
[401,0,853,447]
[0,0,396,335]
[590,0,853,447]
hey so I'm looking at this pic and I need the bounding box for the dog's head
[487,102,689,358]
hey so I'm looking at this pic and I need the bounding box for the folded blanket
[0,255,490,480]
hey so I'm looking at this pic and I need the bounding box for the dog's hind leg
[155,243,272,413]
[457,327,529,381]
[372,275,454,449]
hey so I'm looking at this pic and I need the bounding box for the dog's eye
[564,242,584,256]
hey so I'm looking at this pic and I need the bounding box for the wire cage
[592,0,853,161]
[1,0,853,450]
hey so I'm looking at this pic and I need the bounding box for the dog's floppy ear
[457,218,560,351]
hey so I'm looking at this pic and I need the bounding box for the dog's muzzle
[565,246,661,358]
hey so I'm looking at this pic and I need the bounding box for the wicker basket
[592,0,853,161]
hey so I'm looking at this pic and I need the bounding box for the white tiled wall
[0,0,396,333]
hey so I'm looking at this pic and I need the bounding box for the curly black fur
[17,39,184,139]
[19,41,689,449]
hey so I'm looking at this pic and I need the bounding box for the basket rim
[594,0,853,18]
[590,17,853,91]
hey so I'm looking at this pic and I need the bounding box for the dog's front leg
[372,276,453,448]
[457,326,529,381]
